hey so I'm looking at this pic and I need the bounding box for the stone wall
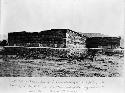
[66,30,87,57]
[66,30,86,48]
[8,30,66,48]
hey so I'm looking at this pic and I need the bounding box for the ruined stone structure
[86,37,121,49]
[7,29,121,58]
[8,29,87,48]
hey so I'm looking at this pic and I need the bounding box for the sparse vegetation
[0,48,124,77]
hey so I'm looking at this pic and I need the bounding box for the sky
[0,0,124,40]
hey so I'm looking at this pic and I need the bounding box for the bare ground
[0,53,124,77]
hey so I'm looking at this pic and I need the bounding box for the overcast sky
[0,0,124,40]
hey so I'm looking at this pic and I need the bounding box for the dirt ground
[0,52,124,77]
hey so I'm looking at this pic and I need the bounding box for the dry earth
[0,53,124,77]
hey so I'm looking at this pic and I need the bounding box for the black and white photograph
[0,0,124,93]
[0,29,124,77]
